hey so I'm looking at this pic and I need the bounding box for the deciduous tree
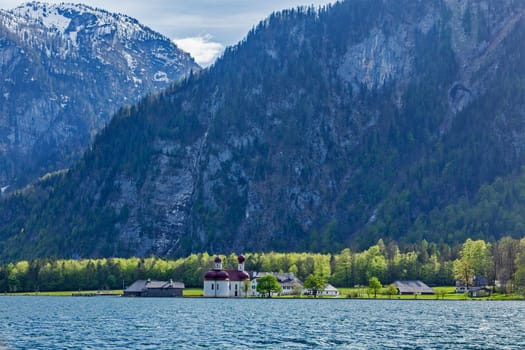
[385,283,398,298]
[304,274,327,298]
[453,239,492,287]
[368,276,382,298]
[256,275,282,298]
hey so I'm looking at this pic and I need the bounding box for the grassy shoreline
[2,286,523,300]
[337,287,524,301]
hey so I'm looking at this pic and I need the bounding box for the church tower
[237,255,246,271]
[214,256,223,270]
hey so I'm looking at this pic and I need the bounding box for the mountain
[2,0,525,261]
[0,2,199,190]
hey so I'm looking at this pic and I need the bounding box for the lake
[0,297,524,349]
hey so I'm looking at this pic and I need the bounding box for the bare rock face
[338,28,413,92]
[95,0,525,257]
[0,2,199,190]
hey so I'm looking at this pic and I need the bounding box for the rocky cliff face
[0,2,199,190]
[2,0,525,260]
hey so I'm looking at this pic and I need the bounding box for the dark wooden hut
[394,280,435,295]
[123,279,184,297]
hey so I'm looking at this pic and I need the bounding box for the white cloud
[174,34,224,68]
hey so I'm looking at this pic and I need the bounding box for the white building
[318,284,340,296]
[303,283,340,297]
[249,272,304,296]
[203,255,250,297]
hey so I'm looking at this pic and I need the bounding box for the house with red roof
[203,255,250,297]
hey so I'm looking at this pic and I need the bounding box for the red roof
[204,270,230,280]
[204,269,249,281]
[226,270,249,281]
[215,270,230,280]
[204,270,218,279]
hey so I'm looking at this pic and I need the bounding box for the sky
[0,0,335,67]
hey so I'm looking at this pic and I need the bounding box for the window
[211,284,214,290]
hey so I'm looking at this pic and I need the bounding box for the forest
[2,237,525,295]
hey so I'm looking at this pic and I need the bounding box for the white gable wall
[204,280,230,297]
[204,280,249,297]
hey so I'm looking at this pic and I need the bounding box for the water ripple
[1,297,524,349]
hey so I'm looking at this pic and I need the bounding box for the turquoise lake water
[0,297,524,349]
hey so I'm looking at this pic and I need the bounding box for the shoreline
[1,291,523,301]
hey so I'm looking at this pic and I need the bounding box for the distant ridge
[0,1,199,190]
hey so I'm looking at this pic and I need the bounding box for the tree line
[1,237,525,294]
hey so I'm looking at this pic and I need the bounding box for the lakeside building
[203,256,340,297]
[303,283,340,297]
[455,276,489,293]
[249,272,304,296]
[468,286,492,297]
[318,284,340,296]
[203,255,250,297]
[123,279,184,297]
[394,280,435,295]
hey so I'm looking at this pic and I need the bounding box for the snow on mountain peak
[0,2,199,192]
[12,2,72,32]
[8,2,164,42]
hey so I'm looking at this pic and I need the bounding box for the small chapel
[203,255,250,297]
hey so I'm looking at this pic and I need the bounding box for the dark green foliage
[368,276,382,298]
[256,274,282,297]
[1,236,524,293]
[304,274,327,297]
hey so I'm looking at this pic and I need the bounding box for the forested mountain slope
[2,0,525,261]
[0,2,198,189]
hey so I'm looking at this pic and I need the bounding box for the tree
[330,248,352,287]
[493,237,519,294]
[368,276,382,298]
[513,238,525,297]
[304,274,327,298]
[291,283,303,296]
[454,239,492,287]
[243,279,251,297]
[385,283,398,299]
[256,275,282,298]
[453,258,473,289]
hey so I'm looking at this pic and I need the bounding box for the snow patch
[153,71,169,82]
[69,30,77,44]
[122,51,137,70]
[12,3,72,32]
[40,10,71,32]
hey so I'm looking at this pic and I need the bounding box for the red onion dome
[214,256,223,263]
[237,255,246,263]
[215,270,230,280]
[204,270,218,280]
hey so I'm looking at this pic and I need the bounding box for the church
[203,255,250,297]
